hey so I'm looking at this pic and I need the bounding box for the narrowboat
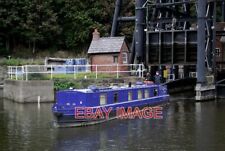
[52,82,169,127]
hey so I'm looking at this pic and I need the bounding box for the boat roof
[60,84,159,94]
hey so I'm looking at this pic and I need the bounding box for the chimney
[92,29,100,41]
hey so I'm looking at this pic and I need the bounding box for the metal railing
[8,64,145,81]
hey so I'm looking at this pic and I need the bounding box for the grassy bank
[10,72,119,81]
[8,72,129,90]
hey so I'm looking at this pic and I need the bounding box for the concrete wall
[0,66,6,99]
[0,66,7,84]
[4,80,54,103]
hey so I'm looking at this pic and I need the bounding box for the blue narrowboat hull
[52,93,169,128]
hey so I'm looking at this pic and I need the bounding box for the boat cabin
[56,84,167,109]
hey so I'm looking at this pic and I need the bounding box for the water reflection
[194,101,225,151]
[0,99,225,151]
[0,99,57,151]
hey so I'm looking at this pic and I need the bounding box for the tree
[21,0,60,54]
[0,0,135,56]
[57,0,115,50]
[0,0,24,53]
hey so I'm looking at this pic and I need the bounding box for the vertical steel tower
[111,1,224,81]
[111,0,146,63]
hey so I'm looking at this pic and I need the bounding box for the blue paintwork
[52,83,169,119]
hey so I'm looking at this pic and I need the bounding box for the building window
[145,89,149,98]
[100,93,107,105]
[215,48,220,57]
[128,92,132,101]
[114,93,118,103]
[113,56,118,63]
[138,90,142,100]
[122,52,128,64]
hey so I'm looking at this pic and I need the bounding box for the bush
[0,58,44,66]
[3,58,23,66]
[54,80,76,90]
[54,79,93,90]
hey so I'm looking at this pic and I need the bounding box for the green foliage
[50,73,116,80]
[19,0,60,54]
[1,58,23,66]
[54,80,78,90]
[54,79,98,90]
[0,58,44,66]
[0,0,118,54]
[58,0,114,49]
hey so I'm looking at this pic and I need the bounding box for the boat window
[153,89,158,96]
[114,93,118,103]
[145,89,149,98]
[100,93,107,105]
[138,90,142,100]
[128,92,132,101]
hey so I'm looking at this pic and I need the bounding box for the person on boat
[154,71,162,84]
[145,72,151,81]
[144,72,154,84]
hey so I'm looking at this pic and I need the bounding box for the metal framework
[145,0,221,83]
[111,0,225,83]
[111,0,146,64]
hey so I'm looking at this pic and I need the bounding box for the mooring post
[37,95,40,109]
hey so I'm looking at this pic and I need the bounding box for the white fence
[8,64,145,81]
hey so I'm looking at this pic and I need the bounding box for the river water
[0,98,225,151]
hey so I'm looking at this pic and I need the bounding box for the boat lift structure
[111,0,225,100]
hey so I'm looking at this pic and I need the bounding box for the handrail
[7,64,145,81]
